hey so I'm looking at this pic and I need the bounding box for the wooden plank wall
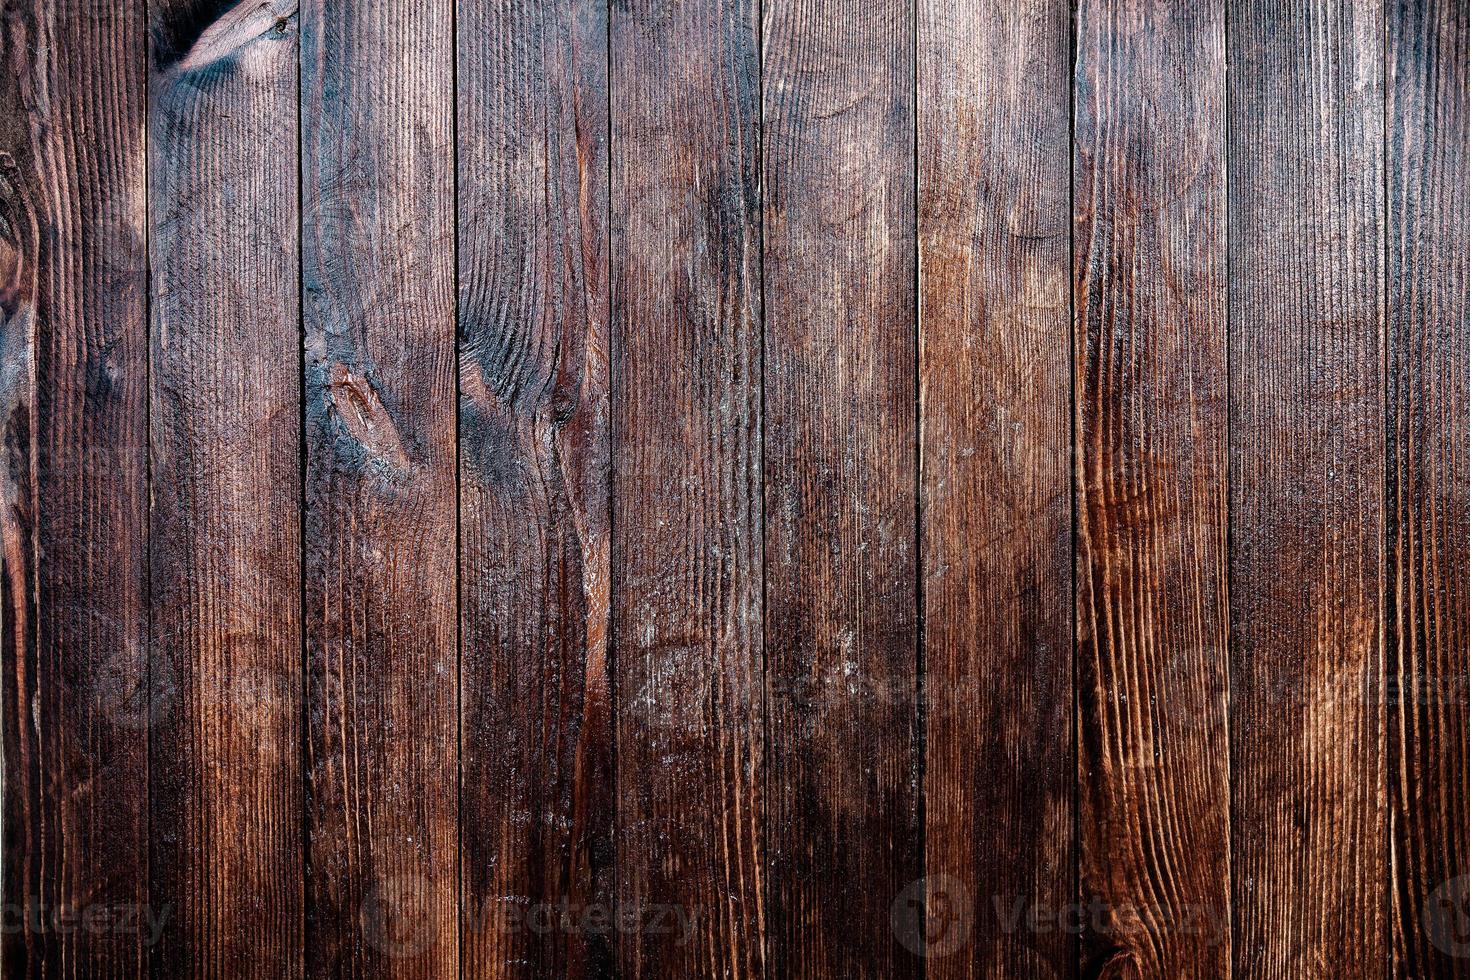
[6,0,1470,977]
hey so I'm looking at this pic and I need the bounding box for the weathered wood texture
[1389,1,1470,976]
[148,1,304,976]
[918,0,1073,976]
[0,1,150,974]
[763,1,920,976]
[300,0,459,975]
[458,0,612,977]
[1073,1,1231,975]
[1229,1,1386,976]
[18,3,1470,976]
[610,0,764,977]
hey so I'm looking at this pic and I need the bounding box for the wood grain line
[0,1,150,973]
[148,0,305,975]
[458,0,613,976]
[1073,1,1231,975]
[1228,1,1386,976]
[919,0,1074,975]
[301,0,459,974]
[1389,1,1470,975]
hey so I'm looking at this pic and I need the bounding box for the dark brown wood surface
[458,0,612,977]
[919,0,1073,976]
[10,2,1470,976]
[1073,1,1231,976]
[1229,1,1386,976]
[1390,2,1470,977]
[610,1,764,977]
[1,1,149,975]
[148,1,304,976]
[764,2,920,977]
[300,0,459,975]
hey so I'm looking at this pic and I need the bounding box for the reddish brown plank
[610,0,764,976]
[1228,1,1386,975]
[763,1,920,975]
[1072,1,1231,975]
[457,0,613,976]
[919,0,1073,975]
[147,1,304,976]
[1389,1,1470,975]
[0,1,150,974]
[300,0,459,974]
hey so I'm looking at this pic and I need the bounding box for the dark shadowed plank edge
[457,0,613,977]
[0,1,150,974]
[300,0,459,975]
[1072,1,1232,975]
[148,0,305,976]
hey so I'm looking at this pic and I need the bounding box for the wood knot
[325,364,412,472]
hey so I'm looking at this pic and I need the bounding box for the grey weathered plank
[300,0,459,974]
[610,0,765,976]
[458,0,613,976]
[148,1,304,975]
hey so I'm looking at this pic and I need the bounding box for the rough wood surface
[919,0,1073,975]
[0,1,150,974]
[14,4,1470,976]
[610,1,765,977]
[763,1,920,975]
[300,0,459,974]
[1389,2,1470,976]
[147,1,304,976]
[1073,1,1231,975]
[458,0,612,977]
[1229,1,1386,976]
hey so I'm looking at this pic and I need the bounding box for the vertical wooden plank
[1389,2,1470,976]
[300,0,458,974]
[147,1,304,976]
[1228,1,1385,976]
[458,0,612,977]
[918,0,1072,975]
[763,0,919,976]
[610,0,764,976]
[1073,1,1230,975]
[0,1,150,974]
